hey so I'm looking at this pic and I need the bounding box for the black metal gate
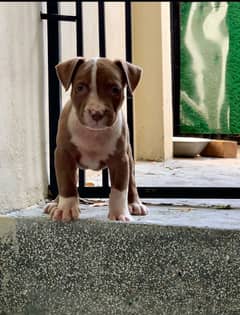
[41,1,240,199]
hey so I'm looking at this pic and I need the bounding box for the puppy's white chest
[72,132,117,170]
[68,107,122,170]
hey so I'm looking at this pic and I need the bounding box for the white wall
[0,2,47,211]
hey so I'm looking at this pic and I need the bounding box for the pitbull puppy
[44,57,148,222]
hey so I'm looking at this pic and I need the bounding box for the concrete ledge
[1,202,240,314]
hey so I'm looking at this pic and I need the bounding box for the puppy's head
[55,57,142,129]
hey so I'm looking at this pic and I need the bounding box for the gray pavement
[2,198,240,230]
[0,201,240,314]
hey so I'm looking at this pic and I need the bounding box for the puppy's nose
[89,110,104,122]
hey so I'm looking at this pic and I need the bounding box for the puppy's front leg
[108,153,131,222]
[45,147,80,222]
[127,144,149,216]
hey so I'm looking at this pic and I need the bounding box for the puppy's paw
[108,211,132,222]
[44,201,58,214]
[128,201,149,216]
[108,188,132,222]
[45,196,80,222]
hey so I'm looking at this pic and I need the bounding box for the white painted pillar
[0,2,48,211]
[132,2,173,161]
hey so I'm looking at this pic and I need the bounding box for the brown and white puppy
[44,57,148,222]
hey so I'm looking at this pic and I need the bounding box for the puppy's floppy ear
[55,57,85,91]
[114,60,143,94]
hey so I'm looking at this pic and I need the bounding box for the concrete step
[0,200,240,315]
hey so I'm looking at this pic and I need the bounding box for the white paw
[128,201,149,216]
[44,196,80,222]
[108,212,132,222]
[108,188,132,222]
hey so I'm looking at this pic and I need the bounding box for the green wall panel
[180,2,240,134]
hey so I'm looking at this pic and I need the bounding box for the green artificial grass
[180,2,240,134]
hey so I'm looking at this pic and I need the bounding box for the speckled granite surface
[0,204,240,315]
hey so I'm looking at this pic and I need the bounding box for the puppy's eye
[76,84,88,94]
[111,85,121,96]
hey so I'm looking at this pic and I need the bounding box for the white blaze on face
[90,57,99,95]
[83,57,108,128]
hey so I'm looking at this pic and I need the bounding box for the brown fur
[45,57,148,222]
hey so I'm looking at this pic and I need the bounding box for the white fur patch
[68,106,123,170]
[90,57,98,94]
[109,188,129,215]
[58,196,79,210]
[82,57,114,129]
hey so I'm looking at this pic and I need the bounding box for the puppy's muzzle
[88,109,104,122]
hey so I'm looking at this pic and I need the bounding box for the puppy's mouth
[81,109,116,130]
[85,120,111,130]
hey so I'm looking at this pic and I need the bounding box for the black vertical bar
[76,0,83,56]
[98,1,109,188]
[98,1,106,57]
[76,0,86,189]
[125,1,134,158]
[47,2,60,197]
[170,2,180,136]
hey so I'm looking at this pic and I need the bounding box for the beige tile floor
[85,148,240,188]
